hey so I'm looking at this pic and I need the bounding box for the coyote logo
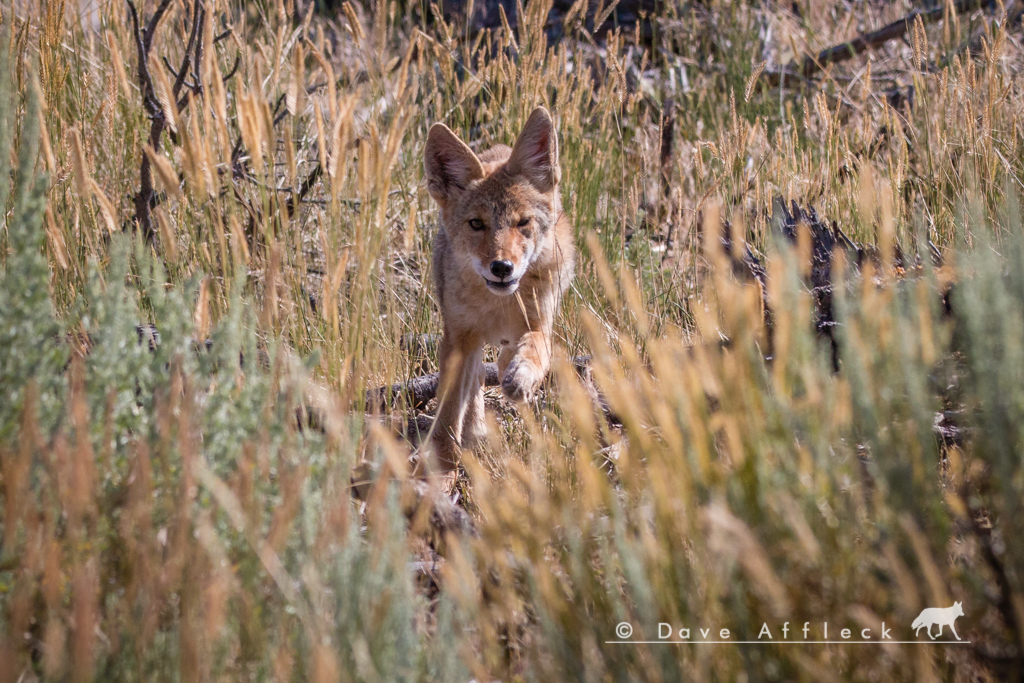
[912,601,964,640]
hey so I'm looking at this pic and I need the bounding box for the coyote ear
[424,123,484,205]
[508,107,560,193]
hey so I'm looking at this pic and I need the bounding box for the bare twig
[125,0,160,118]
[190,5,206,97]
[173,1,205,113]
[127,0,166,242]
[659,98,675,262]
[129,0,211,242]
[222,54,241,81]
[142,0,174,53]
[285,163,322,218]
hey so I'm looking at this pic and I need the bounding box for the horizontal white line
[605,641,972,645]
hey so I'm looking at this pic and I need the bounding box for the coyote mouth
[485,277,520,293]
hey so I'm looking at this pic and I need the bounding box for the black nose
[490,260,514,279]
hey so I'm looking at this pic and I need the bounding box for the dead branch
[765,0,994,85]
[366,355,595,412]
[128,0,209,243]
[285,163,322,219]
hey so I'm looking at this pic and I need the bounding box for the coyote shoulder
[423,107,575,470]
[912,601,964,640]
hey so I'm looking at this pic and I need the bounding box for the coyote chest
[424,107,576,470]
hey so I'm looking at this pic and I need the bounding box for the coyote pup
[424,107,575,470]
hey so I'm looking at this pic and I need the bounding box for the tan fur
[424,108,575,470]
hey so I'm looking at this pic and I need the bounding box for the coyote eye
[517,217,531,227]
[469,218,485,231]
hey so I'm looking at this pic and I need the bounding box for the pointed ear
[508,107,560,193]
[424,123,484,205]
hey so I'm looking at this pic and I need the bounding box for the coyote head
[424,107,562,297]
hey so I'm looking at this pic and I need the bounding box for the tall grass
[3,0,1024,680]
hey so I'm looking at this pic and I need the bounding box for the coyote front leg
[499,329,552,402]
[432,334,485,471]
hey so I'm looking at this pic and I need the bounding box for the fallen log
[365,355,595,411]
[717,197,944,370]
[439,0,656,45]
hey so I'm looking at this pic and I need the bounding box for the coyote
[423,107,575,470]
[912,601,964,640]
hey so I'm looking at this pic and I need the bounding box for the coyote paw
[430,432,462,473]
[501,357,542,402]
